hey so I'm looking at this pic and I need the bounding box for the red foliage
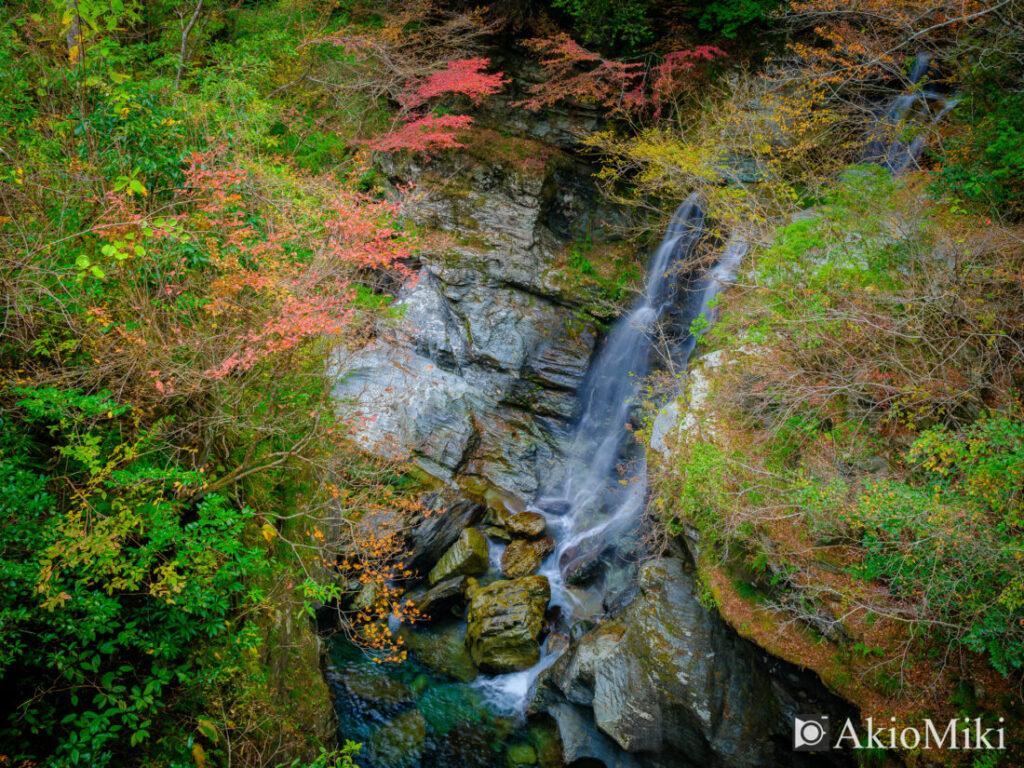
[401,57,507,109]
[516,34,725,120]
[367,113,475,153]
[150,148,418,382]
[372,57,504,154]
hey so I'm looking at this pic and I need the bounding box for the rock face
[429,528,489,585]
[501,536,555,578]
[465,575,551,673]
[331,139,610,499]
[532,557,856,768]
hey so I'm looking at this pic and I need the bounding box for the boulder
[484,525,513,542]
[506,511,548,538]
[406,499,485,577]
[501,536,555,578]
[344,672,412,709]
[410,575,468,621]
[401,622,478,683]
[429,528,489,585]
[465,575,551,673]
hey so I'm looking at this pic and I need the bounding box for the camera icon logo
[793,715,830,751]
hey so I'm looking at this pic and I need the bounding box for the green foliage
[695,0,785,38]
[932,89,1024,221]
[842,418,1024,675]
[550,0,654,50]
[0,390,265,766]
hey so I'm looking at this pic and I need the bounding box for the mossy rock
[507,743,537,766]
[344,671,412,708]
[429,528,489,585]
[506,511,547,538]
[401,622,479,683]
[465,575,550,674]
[501,536,554,578]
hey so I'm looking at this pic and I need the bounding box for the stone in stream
[344,672,412,708]
[400,622,478,683]
[501,536,555,578]
[410,575,469,621]
[428,528,489,585]
[558,540,605,586]
[465,575,551,673]
[484,525,513,542]
[506,510,548,538]
[368,708,427,767]
[406,499,485,577]
[506,743,537,766]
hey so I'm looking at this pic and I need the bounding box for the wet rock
[507,743,537,766]
[559,541,604,586]
[501,536,555,578]
[344,672,412,708]
[406,499,485,577]
[401,622,478,683]
[485,525,513,542]
[506,511,548,538]
[369,708,427,767]
[545,632,569,656]
[538,499,571,516]
[465,575,551,673]
[536,701,641,768]
[428,528,489,585]
[534,558,856,767]
[438,721,499,767]
[411,575,469,621]
[526,715,565,768]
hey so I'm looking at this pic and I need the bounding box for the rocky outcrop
[532,557,856,768]
[331,137,613,499]
[465,574,551,673]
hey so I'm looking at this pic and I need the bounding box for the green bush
[844,417,1024,675]
[550,0,654,50]
[0,388,265,766]
[932,87,1024,221]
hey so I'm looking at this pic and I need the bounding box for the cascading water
[867,52,959,173]
[475,196,751,712]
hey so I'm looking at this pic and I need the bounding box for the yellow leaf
[261,523,277,543]
[197,718,219,744]
[192,743,206,768]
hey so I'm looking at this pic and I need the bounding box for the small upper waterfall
[868,52,959,173]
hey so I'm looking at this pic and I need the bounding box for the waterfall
[475,196,749,711]
[868,51,959,173]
